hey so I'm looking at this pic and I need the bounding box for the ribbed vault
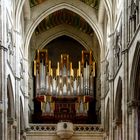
[30,0,100,9]
[35,9,94,36]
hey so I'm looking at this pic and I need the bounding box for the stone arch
[15,0,25,29]
[130,42,140,100]
[103,0,112,24]
[15,0,30,30]
[99,0,112,28]
[40,31,89,50]
[24,0,103,59]
[129,42,140,139]
[114,77,122,123]
[36,25,93,51]
[114,77,122,140]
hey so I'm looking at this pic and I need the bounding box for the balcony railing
[29,123,104,133]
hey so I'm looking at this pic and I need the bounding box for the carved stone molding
[129,1,138,20]
[8,117,17,128]
[20,130,26,139]
[113,119,122,129]
[127,100,140,114]
[128,100,140,108]
[0,41,8,52]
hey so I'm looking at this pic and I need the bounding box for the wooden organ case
[33,49,96,124]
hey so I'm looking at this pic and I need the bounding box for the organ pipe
[34,49,96,97]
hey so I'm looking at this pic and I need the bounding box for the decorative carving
[113,118,122,128]
[105,60,109,94]
[63,123,67,129]
[20,59,25,79]
[105,60,109,80]
[30,124,56,131]
[130,0,138,20]
[128,99,140,108]
[20,130,26,140]
[8,117,17,128]
[114,31,122,67]
[129,0,139,33]
[127,99,140,114]
[29,124,104,133]
[74,124,104,132]
[7,31,14,56]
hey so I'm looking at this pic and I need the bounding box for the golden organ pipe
[78,61,81,76]
[34,49,95,98]
[57,62,60,76]
[82,51,84,64]
[49,61,51,76]
[90,50,92,65]
[37,49,40,62]
[93,61,95,77]
[34,60,36,76]
[87,102,89,110]
[51,102,55,110]
[50,68,53,77]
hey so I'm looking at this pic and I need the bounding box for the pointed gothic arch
[129,41,140,139]
[36,25,93,51]
[113,77,122,140]
[130,41,140,100]
[114,77,122,123]
[24,0,103,59]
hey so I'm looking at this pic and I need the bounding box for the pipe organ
[33,49,96,123]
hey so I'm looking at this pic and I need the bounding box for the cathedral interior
[0,0,140,140]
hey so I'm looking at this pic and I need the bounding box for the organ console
[33,49,96,124]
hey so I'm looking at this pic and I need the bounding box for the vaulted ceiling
[30,0,99,9]
[29,0,101,38]
[35,9,94,36]
[29,0,101,55]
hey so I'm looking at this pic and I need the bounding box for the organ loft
[32,49,97,124]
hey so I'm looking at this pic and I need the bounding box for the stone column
[100,59,106,126]
[108,34,114,140]
[127,100,140,140]
[15,77,20,140]
[24,59,30,129]
[0,43,8,140]
[0,1,8,140]
[127,106,132,140]
[122,0,128,140]
[113,119,122,140]
[14,28,21,140]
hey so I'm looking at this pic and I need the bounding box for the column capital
[127,99,140,114]
[128,99,140,108]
